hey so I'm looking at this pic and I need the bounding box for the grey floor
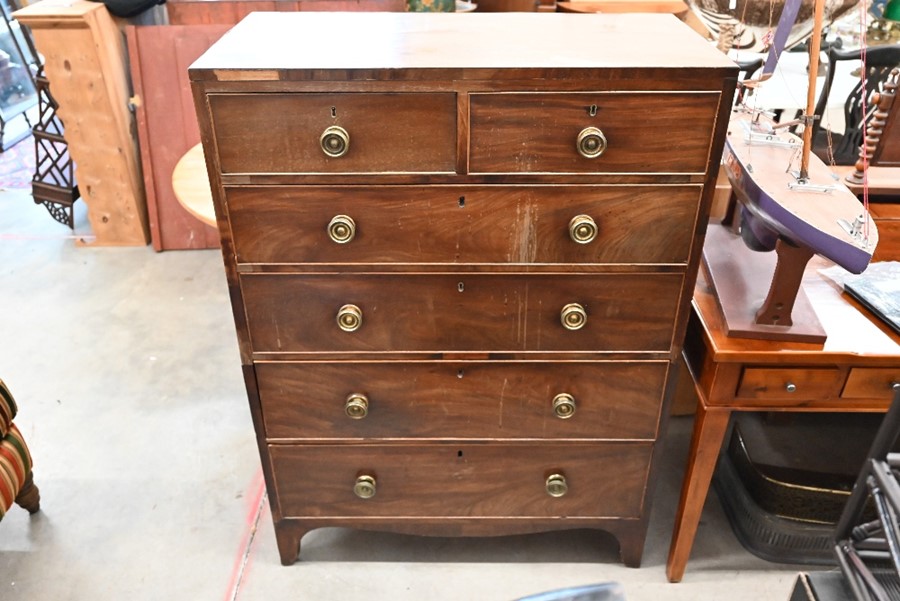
[0,185,820,600]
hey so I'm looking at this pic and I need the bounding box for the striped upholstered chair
[0,379,39,521]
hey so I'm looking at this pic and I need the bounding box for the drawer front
[842,368,900,400]
[256,361,668,440]
[209,93,457,174]
[241,273,682,353]
[736,367,843,401]
[227,185,701,265]
[469,92,719,173]
[270,442,650,518]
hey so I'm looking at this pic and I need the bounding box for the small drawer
[269,442,650,518]
[468,92,719,173]
[736,367,843,401]
[209,93,457,174]
[256,360,668,440]
[842,368,900,400]
[227,184,702,265]
[241,273,682,353]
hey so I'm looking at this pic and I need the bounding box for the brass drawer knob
[576,126,607,159]
[560,303,587,331]
[568,215,597,244]
[328,215,356,244]
[345,393,369,419]
[320,125,350,158]
[353,475,376,499]
[545,473,568,498]
[552,393,576,419]
[337,304,363,332]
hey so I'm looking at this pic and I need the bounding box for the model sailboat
[714,0,879,340]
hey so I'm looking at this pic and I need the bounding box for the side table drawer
[736,367,843,401]
[270,442,651,518]
[469,92,719,174]
[227,184,702,265]
[241,273,682,353]
[256,360,668,440]
[209,92,457,174]
[842,368,900,400]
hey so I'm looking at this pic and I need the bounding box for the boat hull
[722,112,878,274]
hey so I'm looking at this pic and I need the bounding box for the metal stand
[834,388,900,601]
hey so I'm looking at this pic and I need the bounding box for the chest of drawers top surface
[190,12,735,78]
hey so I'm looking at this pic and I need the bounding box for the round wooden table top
[172,142,216,228]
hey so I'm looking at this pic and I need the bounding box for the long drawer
[255,360,668,440]
[270,442,651,518]
[209,92,457,174]
[468,92,720,173]
[241,273,683,353]
[227,185,702,265]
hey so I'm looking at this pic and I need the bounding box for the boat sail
[722,0,879,277]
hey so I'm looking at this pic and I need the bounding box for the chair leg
[15,472,41,514]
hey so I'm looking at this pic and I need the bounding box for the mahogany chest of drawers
[190,12,736,566]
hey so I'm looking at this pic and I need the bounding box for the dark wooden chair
[844,66,900,184]
[734,56,764,105]
[809,43,900,165]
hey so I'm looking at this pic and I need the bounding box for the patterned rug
[0,137,36,190]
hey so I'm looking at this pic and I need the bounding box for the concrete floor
[0,187,820,600]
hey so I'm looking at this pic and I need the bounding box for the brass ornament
[576,127,607,159]
[337,304,363,332]
[545,473,568,498]
[320,125,350,157]
[560,303,587,331]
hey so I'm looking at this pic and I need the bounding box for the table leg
[666,403,732,583]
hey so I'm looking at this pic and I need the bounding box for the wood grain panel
[240,273,682,353]
[209,93,457,174]
[129,25,227,251]
[167,0,404,26]
[16,0,148,246]
[169,0,284,25]
[469,92,719,173]
[270,442,651,518]
[227,184,701,265]
[256,360,668,439]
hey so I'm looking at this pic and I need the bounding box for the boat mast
[800,0,826,180]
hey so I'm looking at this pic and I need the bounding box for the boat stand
[702,223,828,344]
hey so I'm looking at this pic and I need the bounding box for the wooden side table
[171,143,216,228]
[666,223,900,583]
